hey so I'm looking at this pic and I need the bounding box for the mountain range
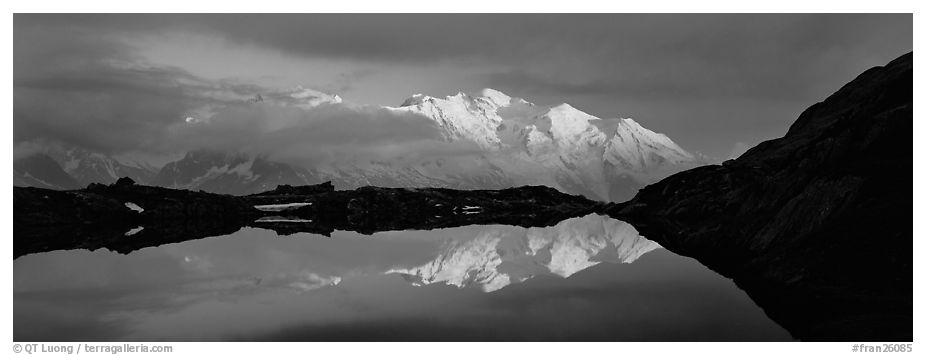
[13,89,706,202]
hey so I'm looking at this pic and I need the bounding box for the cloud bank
[13,20,474,168]
[14,14,912,161]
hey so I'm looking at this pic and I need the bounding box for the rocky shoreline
[14,178,604,258]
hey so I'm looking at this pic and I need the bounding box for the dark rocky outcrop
[114,176,136,187]
[15,183,261,258]
[251,181,335,196]
[247,184,602,235]
[605,52,912,340]
[14,181,604,258]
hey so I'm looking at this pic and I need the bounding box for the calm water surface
[14,214,791,341]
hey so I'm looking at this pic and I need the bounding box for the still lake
[14,214,791,341]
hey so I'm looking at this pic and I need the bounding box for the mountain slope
[13,154,81,190]
[13,145,159,189]
[46,147,158,186]
[152,150,323,195]
[606,52,912,340]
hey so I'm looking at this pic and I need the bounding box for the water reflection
[14,214,791,341]
[388,215,659,292]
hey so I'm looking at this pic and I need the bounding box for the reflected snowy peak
[387,214,660,292]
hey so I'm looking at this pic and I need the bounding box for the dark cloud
[18,14,910,66]
[13,18,470,167]
[13,14,912,159]
[13,60,263,155]
[317,69,379,95]
[481,14,912,102]
[15,24,215,153]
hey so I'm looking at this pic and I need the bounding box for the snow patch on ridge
[125,202,144,213]
[253,202,313,212]
[255,217,312,223]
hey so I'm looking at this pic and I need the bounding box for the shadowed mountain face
[606,52,912,340]
[13,154,81,190]
[151,150,323,195]
[46,147,158,186]
[14,147,158,188]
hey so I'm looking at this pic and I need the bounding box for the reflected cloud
[287,272,342,292]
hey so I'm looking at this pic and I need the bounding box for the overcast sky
[14,14,912,160]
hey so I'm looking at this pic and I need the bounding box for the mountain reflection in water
[14,214,791,341]
[388,215,660,292]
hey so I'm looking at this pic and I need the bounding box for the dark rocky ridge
[605,52,912,340]
[14,179,603,259]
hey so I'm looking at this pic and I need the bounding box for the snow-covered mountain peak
[399,93,432,107]
[390,90,506,149]
[478,88,512,107]
[594,117,696,175]
[377,89,705,201]
[548,102,577,113]
[617,118,692,159]
[447,91,472,103]
[398,88,515,110]
[543,103,603,139]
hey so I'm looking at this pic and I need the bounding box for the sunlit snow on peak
[479,88,512,107]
